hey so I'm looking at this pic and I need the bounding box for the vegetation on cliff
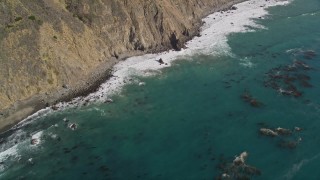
[0,0,238,129]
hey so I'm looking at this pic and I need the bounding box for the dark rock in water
[269,82,280,89]
[64,150,71,154]
[216,151,261,179]
[292,90,302,97]
[286,84,297,91]
[296,74,311,80]
[99,165,109,172]
[278,140,298,149]
[71,145,79,150]
[241,91,263,107]
[285,65,297,72]
[69,123,77,130]
[158,58,165,64]
[31,138,39,145]
[250,99,263,107]
[294,61,311,70]
[294,127,303,132]
[241,91,252,102]
[300,80,313,88]
[233,152,248,166]
[274,127,292,136]
[303,50,317,59]
[51,105,59,110]
[260,128,278,137]
[283,75,296,83]
[264,61,313,98]
[243,165,262,176]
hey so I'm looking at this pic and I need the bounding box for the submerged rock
[243,165,262,176]
[274,127,292,136]
[233,151,248,166]
[303,50,317,59]
[278,140,298,149]
[217,151,261,179]
[250,99,263,107]
[241,91,263,107]
[264,60,313,99]
[294,127,303,132]
[69,123,78,130]
[259,128,278,137]
[31,138,39,145]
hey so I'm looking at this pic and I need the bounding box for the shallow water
[1,0,320,179]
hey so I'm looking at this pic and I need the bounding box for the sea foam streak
[283,152,320,179]
[3,0,291,158]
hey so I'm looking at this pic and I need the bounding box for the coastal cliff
[0,0,240,130]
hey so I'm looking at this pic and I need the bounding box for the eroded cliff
[0,0,239,130]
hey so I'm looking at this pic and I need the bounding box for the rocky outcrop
[0,0,241,130]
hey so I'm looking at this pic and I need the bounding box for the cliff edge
[0,0,240,131]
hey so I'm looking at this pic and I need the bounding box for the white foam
[11,107,53,131]
[283,152,320,179]
[0,130,27,151]
[31,131,43,145]
[240,57,255,68]
[0,144,19,174]
[0,130,43,171]
[0,145,18,162]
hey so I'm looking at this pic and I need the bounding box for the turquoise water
[1,0,320,179]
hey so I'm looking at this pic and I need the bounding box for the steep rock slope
[0,0,239,129]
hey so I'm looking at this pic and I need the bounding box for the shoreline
[0,0,289,134]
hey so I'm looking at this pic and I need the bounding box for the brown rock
[0,0,244,131]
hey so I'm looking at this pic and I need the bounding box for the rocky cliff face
[0,0,238,129]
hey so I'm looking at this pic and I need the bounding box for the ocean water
[1,0,320,179]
